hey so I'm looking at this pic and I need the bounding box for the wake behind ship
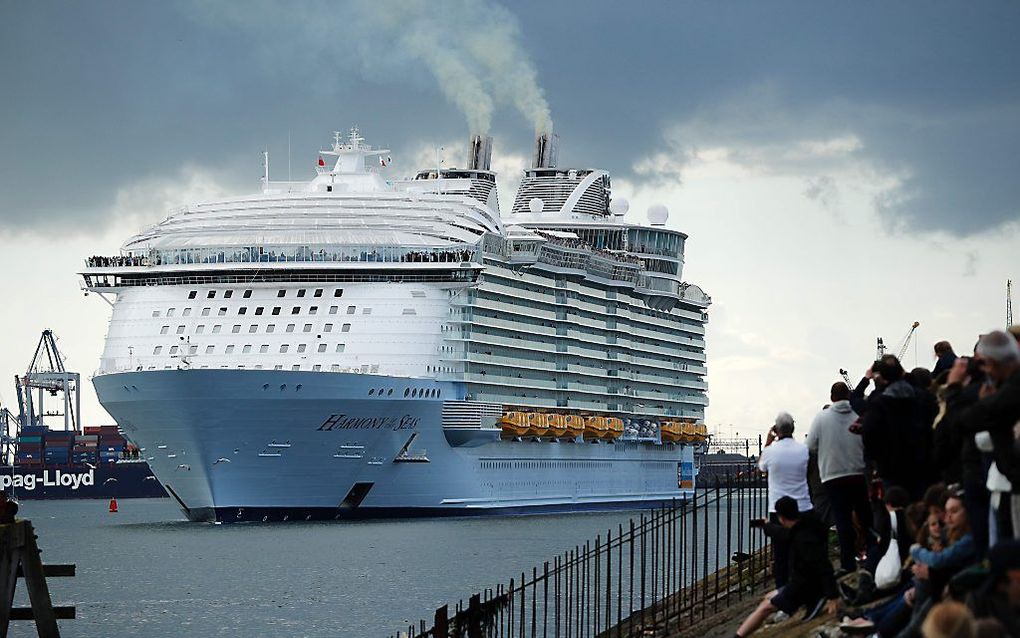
[81,129,712,522]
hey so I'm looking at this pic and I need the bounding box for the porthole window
[317,344,327,353]
[291,365,300,371]
[324,324,333,333]
[201,308,210,317]
[238,307,247,315]
[153,346,163,355]
[280,345,289,353]
[347,306,356,314]
[188,291,197,299]
[170,346,179,355]
[329,306,338,315]
[303,324,312,333]
[260,345,269,353]
[224,290,233,299]
[225,345,235,354]
[207,291,216,299]
[309,306,318,315]
[196,325,205,334]
[336,344,345,353]
[313,365,321,371]
[218,308,227,316]
[152,310,161,318]
[314,289,323,298]
[272,307,281,315]
[292,306,300,315]
[286,324,295,333]
[387,389,393,396]
[167,308,176,317]
[368,389,375,396]
[277,290,286,298]
[176,325,185,334]
[248,325,257,333]
[266,324,275,333]
[411,389,418,398]
[334,289,344,297]
[341,324,351,333]
[206,345,214,354]
[212,325,222,334]
[231,325,241,334]
[243,290,252,299]
[297,289,306,298]
[404,388,410,397]
[160,326,169,335]
[255,307,264,316]
[242,345,252,354]
[183,308,192,317]
[297,344,307,353]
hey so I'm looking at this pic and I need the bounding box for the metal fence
[391,471,772,638]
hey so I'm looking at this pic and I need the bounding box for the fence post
[435,604,449,638]
[543,562,549,638]
[469,594,482,638]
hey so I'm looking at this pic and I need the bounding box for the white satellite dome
[647,204,669,226]
[609,197,629,217]
[528,198,545,213]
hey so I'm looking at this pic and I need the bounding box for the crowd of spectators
[736,325,1020,637]
[86,254,147,267]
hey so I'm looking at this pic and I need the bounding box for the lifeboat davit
[583,416,608,440]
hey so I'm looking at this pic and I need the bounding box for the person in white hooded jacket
[806,382,872,574]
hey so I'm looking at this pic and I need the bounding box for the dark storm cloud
[1,1,1017,236]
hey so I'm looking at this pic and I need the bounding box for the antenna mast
[1008,279,1014,328]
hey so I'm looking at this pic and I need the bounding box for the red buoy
[109,497,118,513]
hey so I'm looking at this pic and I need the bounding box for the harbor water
[13,498,715,637]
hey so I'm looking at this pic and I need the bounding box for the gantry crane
[841,320,920,390]
[14,330,80,434]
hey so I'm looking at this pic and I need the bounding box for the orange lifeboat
[693,422,709,441]
[500,411,529,437]
[660,421,681,443]
[525,412,549,437]
[564,414,585,438]
[605,417,624,439]
[547,413,568,437]
[680,420,697,443]
[583,416,608,440]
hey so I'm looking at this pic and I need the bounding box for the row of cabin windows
[365,387,441,398]
[148,364,353,372]
[153,343,347,355]
[154,305,360,318]
[187,288,344,300]
[160,323,351,335]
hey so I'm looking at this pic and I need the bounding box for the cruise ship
[80,128,712,522]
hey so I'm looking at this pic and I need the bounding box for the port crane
[14,330,80,434]
[840,320,920,390]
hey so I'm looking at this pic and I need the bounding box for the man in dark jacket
[861,355,931,499]
[735,497,839,637]
[957,331,1020,540]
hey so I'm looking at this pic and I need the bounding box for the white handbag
[874,510,901,590]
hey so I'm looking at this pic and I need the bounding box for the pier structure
[0,520,75,637]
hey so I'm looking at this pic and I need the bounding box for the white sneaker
[765,610,790,624]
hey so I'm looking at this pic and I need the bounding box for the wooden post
[0,521,75,638]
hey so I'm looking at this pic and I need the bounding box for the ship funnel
[466,135,493,171]
[532,133,559,169]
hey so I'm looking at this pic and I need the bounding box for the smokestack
[466,135,493,171]
[533,133,559,169]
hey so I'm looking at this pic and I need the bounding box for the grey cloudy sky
[3,1,1018,235]
[0,1,1017,435]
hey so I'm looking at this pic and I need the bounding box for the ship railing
[84,245,480,270]
[389,467,771,638]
